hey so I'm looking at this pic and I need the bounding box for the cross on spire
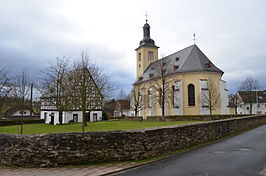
[193,31,196,45]
[145,12,148,23]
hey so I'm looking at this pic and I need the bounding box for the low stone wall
[0,115,265,167]
[147,114,248,121]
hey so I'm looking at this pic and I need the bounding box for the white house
[40,110,102,125]
[237,91,266,114]
[40,68,103,125]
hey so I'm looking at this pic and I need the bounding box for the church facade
[133,21,229,118]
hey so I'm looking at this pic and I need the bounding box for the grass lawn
[0,120,199,135]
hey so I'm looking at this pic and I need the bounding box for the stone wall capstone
[0,115,265,167]
[146,114,248,121]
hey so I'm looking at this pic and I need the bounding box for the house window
[93,113,97,122]
[148,51,154,60]
[247,107,249,110]
[73,114,78,122]
[258,104,260,108]
[139,64,141,68]
[44,112,47,121]
[138,53,141,61]
[188,84,195,106]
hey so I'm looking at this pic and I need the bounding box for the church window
[147,90,151,108]
[138,53,141,61]
[188,84,195,106]
[172,85,175,107]
[148,51,154,60]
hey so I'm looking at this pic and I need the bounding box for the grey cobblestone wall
[0,115,265,167]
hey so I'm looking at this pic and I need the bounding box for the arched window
[148,51,154,60]
[188,84,195,106]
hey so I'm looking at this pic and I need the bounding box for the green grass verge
[0,120,198,134]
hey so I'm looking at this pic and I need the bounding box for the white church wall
[173,80,183,115]
[220,80,229,114]
[199,79,210,115]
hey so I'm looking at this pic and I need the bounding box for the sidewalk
[0,162,138,176]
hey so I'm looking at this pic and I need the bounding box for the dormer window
[173,65,179,70]
[175,57,180,61]
[149,73,154,78]
[139,76,143,81]
[205,61,211,68]
[162,62,166,66]
[151,67,154,70]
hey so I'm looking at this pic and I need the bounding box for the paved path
[116,125,266,176]
[0,162,138,176]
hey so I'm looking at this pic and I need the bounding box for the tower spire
[145,11,148,23]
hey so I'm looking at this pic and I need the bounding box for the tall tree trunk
[162,85,165,116]
[59,111,63,124]
[20,110,24,134]
[82,109,86,132]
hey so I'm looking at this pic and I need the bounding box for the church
[132,20,229,119]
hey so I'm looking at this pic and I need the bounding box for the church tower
[135,20,159,78]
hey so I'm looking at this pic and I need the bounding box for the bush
[0,119,45,126]
[102,112,108,121]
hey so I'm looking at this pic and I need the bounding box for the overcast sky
[0,0,266,97]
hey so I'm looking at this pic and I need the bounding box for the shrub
[102,112,108,121]
[0,119,45,126]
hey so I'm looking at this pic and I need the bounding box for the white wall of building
[220,80,230,114]
[41,110,102,125]
[172,80,183,115]
[11,110,31,116]
[238,103,266,115]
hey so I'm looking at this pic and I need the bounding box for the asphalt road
[116,125,266,176]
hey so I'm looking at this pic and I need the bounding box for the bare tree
[229,93,242,114]
[88,63,113,100]
[13,71,30,134]
[130,87,143,116]
[37,57,70,124]
[151,60,174,116]
[201,79,220,115]
[70,52,111,132]
[0,67,12,117]
[239,77,260,114]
